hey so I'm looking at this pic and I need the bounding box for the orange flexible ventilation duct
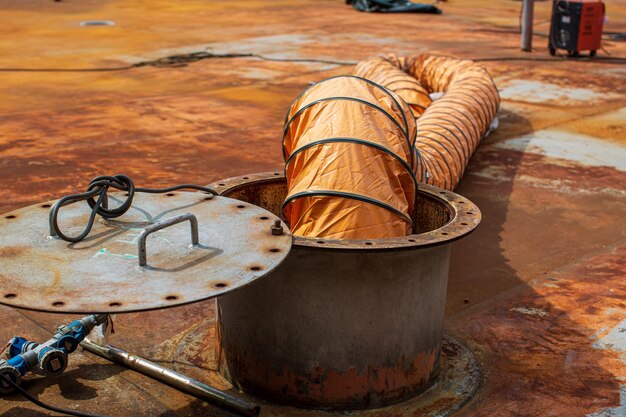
[354,54,432,117]
[283,53,500,239]
[282,76,419,239]
[354,53,500,190]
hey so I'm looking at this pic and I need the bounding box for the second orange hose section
[354,53,501,190]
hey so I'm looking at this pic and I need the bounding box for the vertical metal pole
[521,0,534,51]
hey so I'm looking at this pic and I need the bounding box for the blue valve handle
[8,336,38,358]
[0,314,108,394]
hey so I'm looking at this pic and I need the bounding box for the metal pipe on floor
[521,0,535,51]
[80,339,260,417]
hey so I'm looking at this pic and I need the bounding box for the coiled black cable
[49,174,218,243]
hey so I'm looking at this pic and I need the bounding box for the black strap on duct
[346,0,442,14]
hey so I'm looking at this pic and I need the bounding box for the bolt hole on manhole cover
[80,20,116,27]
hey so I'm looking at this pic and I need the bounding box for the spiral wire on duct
[283,53,500,239]
[354,53,500,190]
[282,75,423,239]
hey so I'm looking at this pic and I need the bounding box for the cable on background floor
[0,50,624,73]
[473,55,626,63]
[0,52,359,72]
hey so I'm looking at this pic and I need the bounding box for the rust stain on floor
[0,0,625,416]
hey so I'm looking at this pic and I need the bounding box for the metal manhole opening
[206,172,481,410]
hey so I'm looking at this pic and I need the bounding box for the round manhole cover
[0,192,291,313]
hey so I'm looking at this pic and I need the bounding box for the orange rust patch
[0,246,27,258]
[220,345,440,408]
[43,270,62,296]
[51,270,61,287]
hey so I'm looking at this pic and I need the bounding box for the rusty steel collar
[209,172,480,250]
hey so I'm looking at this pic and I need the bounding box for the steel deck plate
[0,192,291,313]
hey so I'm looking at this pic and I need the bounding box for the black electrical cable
[0,64,138,72]
[0,52,358,73]
[0,374,115,417]
[473,56,626,63]
[0,49,623,74]
[605,31,626,41]
[49,174,218,243]
[471,27,625,42]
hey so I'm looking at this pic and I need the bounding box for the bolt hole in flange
[166,193,176,197]
[236,205,246,209]
[5,215,16,219]
[41,204,51,208]
[214,283,227,288]
[249,266,262,271]
[165,295,178,301]
[109,302,122,307]
[269,248,281,253]
[80,20,116,27]
[52,301,65,307]
[4,293,16,299]
[260,216,269,220]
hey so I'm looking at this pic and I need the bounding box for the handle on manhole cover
[138,213,199,267]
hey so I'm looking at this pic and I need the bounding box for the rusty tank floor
[0,0,625,416]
